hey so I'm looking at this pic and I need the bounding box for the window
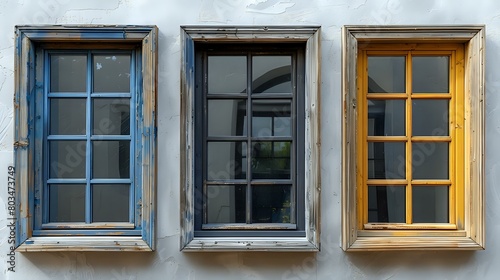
[342,26,485,250]
[14,26,157,251]
[181,26,320,251]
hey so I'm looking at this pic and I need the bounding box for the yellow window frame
[342,26,485,251]
[357,44,464,232]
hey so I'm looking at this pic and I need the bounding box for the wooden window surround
[180,26,321,251]
[342,25,485,251]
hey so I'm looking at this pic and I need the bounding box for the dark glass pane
[252,100,291,137]
[252,141,291,179]
[412,142,448,179]
[252,185,292,223]
[50,54,87,92]
[368,142,405,179]
[93,54,130,92]
[49,141,86,179]
[412,56,449,93]
[208,56,246,94]
[208,100,246,136]
[206,185,246,223]
[368,56,405,93]
[252,56,292,94]
[412,186,449,223]
[92,184,129,222]
[207,142,246,180]
[93,98,130,135]
[50,98,86,135]
[412,100,449,136]
[368,186,405,223]
[49,184,85,222]
[368,99,405,136]
[92,141,130,179]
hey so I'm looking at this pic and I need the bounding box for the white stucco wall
[1,0,500,279]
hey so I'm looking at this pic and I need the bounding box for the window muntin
[196,47,304,233]
[359,47,461,229]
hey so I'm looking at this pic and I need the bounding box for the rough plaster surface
[0,0,499,279]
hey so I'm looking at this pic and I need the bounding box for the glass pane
[412,142,449,179]
[206,185,246,223]
[368,56,405,93]
[49,141,86,179]
[208,56,246,94]
[49,184,85,222]
[93,54,131,92]
[412,56,449,93]
[412,186,449,223]
[368,142,405,179]
[252,185,292,223]
[50,54,87,92]
[368,100,405,136]
[412,100,449,136]
[252,141,291,180]
[207,142,246,180]
[252,100,291,137]
[50,98,86,135]
[92,184,130,222]
[92,141,130,179]
[93,98,130,135]
[208,100,246,136]
[368,186,405,223]
[252,56,292,94]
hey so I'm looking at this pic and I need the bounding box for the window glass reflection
[368,56,405,93]
[412,56,449,93]
[50,98,86,135]
[412,142,448,179]
[252,141,291,179]
[208,100,246,136]
[49,184,85,222]
[368,142,405,179]
[368,186,405,223]
[49,141,86,179]
[207,142,246,180]
[368,99,405,136]
[92,184,129,222]
[252,185,291,223]
[413,186,449,223]
[93,54,131,92]
[50,54,87,92]
[252,56,291,94]
[93,98,130,135]
[92,141,130,179]
[412,100,449,136]
[208,56,247,94]
[252,100,291,137]
[206,185,246,223]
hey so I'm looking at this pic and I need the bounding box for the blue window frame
[36,50,139,234]
[14,26,157,251]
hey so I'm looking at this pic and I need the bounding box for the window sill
[181,237,319,252]
[16,236,153,252]
[346,236,484,251]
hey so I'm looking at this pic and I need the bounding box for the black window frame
[194,43,306,237]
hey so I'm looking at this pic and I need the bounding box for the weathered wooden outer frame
[180,26,321,251]
[341,25,485,251]
[14,25,158,252]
